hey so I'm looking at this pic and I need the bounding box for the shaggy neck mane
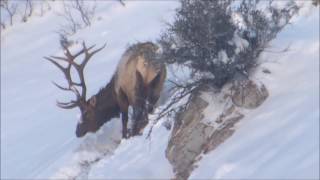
[94,76,121,127]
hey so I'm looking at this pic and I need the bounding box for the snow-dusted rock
[231,79,269,109]
[166,87,209,180]
[166,81,268,179]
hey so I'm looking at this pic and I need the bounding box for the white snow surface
[1,1,179,179]
[232,33,249,54]
[191,5,320,179]
[218,50,229,64]
[1,1,319,179]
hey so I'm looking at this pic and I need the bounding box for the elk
[114,42,166,137]
[46,42,166,138]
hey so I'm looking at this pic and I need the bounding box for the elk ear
[89,96,97,107]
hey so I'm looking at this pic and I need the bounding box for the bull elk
[45,42,166,138]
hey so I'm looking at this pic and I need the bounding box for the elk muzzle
[76,122,87,137]
[75,119,99,138]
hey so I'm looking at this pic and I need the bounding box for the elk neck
[93,76,121,127]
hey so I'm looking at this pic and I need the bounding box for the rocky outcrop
[231,79,269,109]
[166,79,269,180]
[165,88,209,180]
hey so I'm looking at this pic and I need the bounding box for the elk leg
[147,71,164,113]
[131,71,148,136]
[118,88,130,139]
[121,111,128,139]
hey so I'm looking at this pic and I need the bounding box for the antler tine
[91,43,107,56]
[45,54,81,109]
[53,81,82,109]
[62,46,73,60]
[81,43,107,69]
[57,101,79,109]
[82,41,96,51]
[50,55,79,68]
[70,85,81,99]
[46,57,80,86]
[45,57,66,72]
[76,42,107,100]
[52,81,70,91]
[61,42,95,62]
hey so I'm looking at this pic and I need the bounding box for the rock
[166,80,269,180]
[231,79,269,109]
[203,109,244,153]
[166,87,209,180]
[166,86,243,180]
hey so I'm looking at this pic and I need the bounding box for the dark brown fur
[75,77,121,137]
[76,42,166,138]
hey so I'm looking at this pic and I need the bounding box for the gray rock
[166,88,210,180]
[231,79,269,109]
[166,80,268,180]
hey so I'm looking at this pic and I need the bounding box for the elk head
[45,42,108,137]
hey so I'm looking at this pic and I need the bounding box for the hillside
[1,1,319,179]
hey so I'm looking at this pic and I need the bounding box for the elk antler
[44,42,106,109]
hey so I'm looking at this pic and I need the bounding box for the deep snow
[1,1,319,179]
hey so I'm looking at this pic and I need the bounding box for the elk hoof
[130,130,143,137]
[122,131,129,139]
[148,106,154,114]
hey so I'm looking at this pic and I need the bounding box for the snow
[1,1,179,179]
[88,118,174,179]
[201,89,233,128]
[232,33,249,54]
[218,50,229,64]
[231,12,246,29]
[1,1,319,179]
[52,118,122,179]
[190,4,319,179]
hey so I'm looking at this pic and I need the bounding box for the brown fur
[115,42,166,109]
[78,42,166,138]
[76,77,121,137]
[113,42,166,137]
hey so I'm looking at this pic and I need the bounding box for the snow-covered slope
[190,6,319,179]
[1,1,179,179]
[1,1,319,179]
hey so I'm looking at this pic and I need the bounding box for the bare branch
[59,0,96,35]
[22,0,34,22]
[1,0,18,26]
[146,81,198,139]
